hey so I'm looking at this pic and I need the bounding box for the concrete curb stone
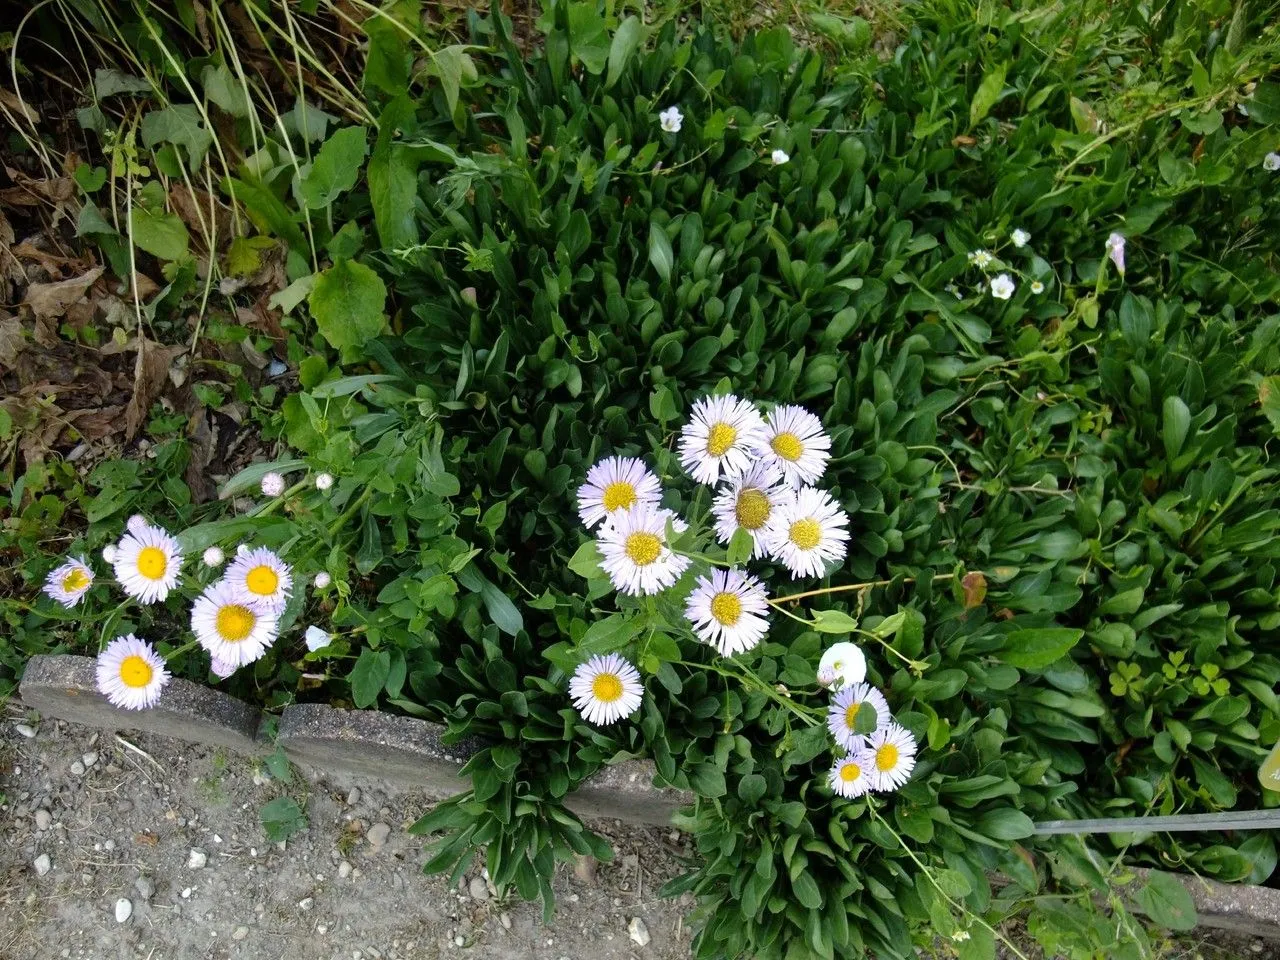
[1132,867,1280,939]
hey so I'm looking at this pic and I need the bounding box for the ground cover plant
[4,0,1280,957]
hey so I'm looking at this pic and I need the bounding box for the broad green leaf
[737,773,767,805]
[369,97,421,249]
[129,206,189,261]
[1261,377,1280,436]
[95,67,151,97]
[1134,872,1197,931]
[568,541,604,579]
[606,16,645,88]
[812,609,858,634]
[260,796,307,842]
[480,578,523,636]
[308,258,387,351]
[222,175,307,253]
[999,628,1084,670]
[218,459,306,498]
[140,104,213,171]
[350,648,391,708]
[976,808,1035,840]
[300,127,369,210]
[726,528,754,566]
[200,64,252,117]
[648,221,673,283]
[969,62,1007,127]
[268,274,317,315]
[226,236,276,276]
[1162,396,1191,461]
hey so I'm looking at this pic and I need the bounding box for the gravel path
[0,704,693,960]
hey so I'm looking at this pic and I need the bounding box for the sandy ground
[0,705,693,960]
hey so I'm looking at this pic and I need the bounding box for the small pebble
[628,917,651,947]
[338,862,352,879]
[181,888,193,899]
[14,723,36,738]
[346,787,361,806]
[499,913,512,930]
[468,877,489,902]
[33,855,51,877]
[35,809,52,831]
[82,751,99,767]
[104,839,115,851]
[69,761,85,777]
[115,898,132,923]
[188,849,208,869]
[298,897,314,911]
[367,823,391,848]
[134,877,155,901]
[232,927,249,941]
[453,936,464,947]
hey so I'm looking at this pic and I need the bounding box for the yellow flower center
[706,422,738,457]
[789,518,822,550]
[592,673,623,703]
[709,591,742,626]
[119,655,154,689]
[245,564,279,596]
[876,743,900,771]
[771,432,804,462]
[844,701,862,730]
[624,532,662,567]
[839,761,862,783]
[62,568,91,592]
[216,604,257,642]
[136,546,167,580]
[734,489,772,530]
[601,481,637,512]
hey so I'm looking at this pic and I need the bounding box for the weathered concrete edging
[1131,867,1280,939]
[18,654,694,826]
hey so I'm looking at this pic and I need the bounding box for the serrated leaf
[140,104,213,171]
[201,64,251,117]
[300,127,369,210]
[308,258,387,351]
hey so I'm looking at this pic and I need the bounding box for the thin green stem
[676,659,822,727]
[772,573,956,605]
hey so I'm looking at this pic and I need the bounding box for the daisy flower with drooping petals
[1106,232,1126,276]
[95,634,169,710]
[827,682,891,751]
[596,503,690,596]
[223,546,293,614]
[569,653,644,725]
[113,521,183,604]
[1010,228,1030,248]
[314,572,332,589]
[817,641,866,689]
[771,149,790,165]
[260,472,285,497]
[1263,152,1280,172]
[760,404,832,488]
[828,752,874,799]
[989,274,1016,300]
[576,456,662,530]
[209,657,237,679]
[304,625,332,652]
[711,461,792,559]
[190,580,280,669]
[315,473,334,491]
[43,557,94,608]
[764,486,850,579]
[202,546,225,568]
[684,568,770,657]
[659,106,683,133]
[866,723,919,792]
[678,394,768,485]
[102,544,119,564]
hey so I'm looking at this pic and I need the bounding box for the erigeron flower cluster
[39,470,339,712]
[821,645,918,798]
[567,396,918,796]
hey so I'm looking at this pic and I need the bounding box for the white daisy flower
[576,456,662,530]
[315,472,334,491]
[190,579,280,669]
[817,641,866,689]
[222,546,293,613]
[684,568,770,657]
[42,557,94,608]
[678,394,768,485]
[1264,152,1280,172]
[209,657,237,679]
[866,722,918,791]
[1010,228,1030,248]
[314,572,332,589]
[711,461,791,559]
[989,274,1016,300]
[597,503,690,596]
[126,514,149,537]
[828,752,874,799]
[112,521,183,604]
[1106,232,1126,275]
[770,148,790,165]
[304,625,332,652]
[102,544,119,564]
[659,106,683,133]
[569,653,644,725]
[260,472,286,496]
[764,486,850,579]
[967,249,993,269]
[202,546,225,568]
[827,682,891,751]
[760,404,831,488]
[1030,280,1045,294]
[95,634,170,710]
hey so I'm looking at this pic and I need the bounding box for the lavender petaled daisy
[684,567,770,657]
[828,752,874,799]
[866,723,919,791]
[95,634,169,710]
[827,682,891,751]
[190,579,279,669]
[223,546,292,614]
[760,404,832,488]
[763,486,850,580]
[678,394,768,485]
[596,503,690,596]
[576,455,662,530]
[569,654,643,725]
[711,461,792,560]
[43,557,94,608]
[113,521,183,604]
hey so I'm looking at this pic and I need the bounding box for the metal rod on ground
[1034,808,1280,835]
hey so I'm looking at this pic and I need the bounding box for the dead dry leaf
[0,87,40,125]
[0,315,25,365]
[0,167,74,207]
[125,340,187,440]
[24,266,105,319]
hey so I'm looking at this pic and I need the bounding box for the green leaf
[577,613,645,655]
[480,578,523,636]
[95,68,151,97]
[217,459,306,498]
[998,628,1084,670]
[737,773,767,805]
[969,62,1007,127]
[200,64,251,117]
[268,274,317,315]
[568,541,604,580]
[1261,377,1280,436]
[226,236,276,276]
[308,258,387,351]
[369,97,421,249]
[129,206,189,261]
[648,221,673,283]
[300,127,369,210]
[791,872,823,909]
[223,175,306,253]
[976,808,1035,840]
[260,796,307,842]
[812,609,858,634]
[1134,872,1197,931]
[606,16,645,89]
[1162,396,1191,462]
[350,648,392,708]
[140,104,213,171]
[726,528,754,566]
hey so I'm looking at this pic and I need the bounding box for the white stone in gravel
[338,861,352,879]
[628,917,650,947]
[104,839,114,851]
[69,761,85,776]
[346,787,361,805]
[35,809,52,831]
[134,877,155,901]
[367,823,391,848]
[468,877,489,902]
[33,854,51,876]
[453,936,464,947]
[181,888,193,899]
[188,849,208,869]
[82,751,99,767]
[499,913,512,930]
[14,723,36,738]
[115,898,132,923]
[298,897,314,911]
[232,926,249,941]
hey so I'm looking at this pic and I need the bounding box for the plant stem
[676,659,822,727]
[771,573,956,605]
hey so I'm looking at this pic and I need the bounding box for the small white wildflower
[944,283,962,299]
[770,149,790,165]
[315,473,334,491]
[1010,228,1030,248]
[1264,152,1280,172]
[1106,232,1126,275]
[102,544,119,564]
[989,273,1016,300]
[313,572,332,589]
[967,249,993,269]
[1030,280,1045,294]
[202,546,225,568]
[304,625,332,652]
[658,106,683,133]
[260,472,285,497]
